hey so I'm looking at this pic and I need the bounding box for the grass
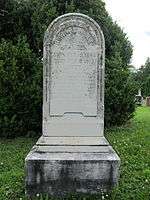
[0,106,150,200]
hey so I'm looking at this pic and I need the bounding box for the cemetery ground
[0,106,149,200]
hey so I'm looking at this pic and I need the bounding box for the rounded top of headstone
[44,13,105,47]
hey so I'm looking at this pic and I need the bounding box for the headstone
[138,89,142,96]
[25,13,120,197]
[135,89,143,105]
[146,96,150,106]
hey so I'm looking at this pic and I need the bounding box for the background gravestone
[146,97,150,106]
[135,89,143,106]
[25,13,120,197]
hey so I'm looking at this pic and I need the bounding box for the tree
[0,37,42,137]
[28,0,136,126]
[134,58,150,97]
[0,0,136,137]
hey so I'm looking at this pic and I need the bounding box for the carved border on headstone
[43,13,105,120]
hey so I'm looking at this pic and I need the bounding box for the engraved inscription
[49,25,100,116]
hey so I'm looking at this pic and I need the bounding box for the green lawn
[0,106,150,200]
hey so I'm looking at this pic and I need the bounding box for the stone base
[25,139,120,197]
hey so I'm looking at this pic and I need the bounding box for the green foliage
[105,56,136,126]
[0,107,150,199]
[0,0,136,136]
[134,58,150,97]
[143,76,150,96]
[0,37,42,137]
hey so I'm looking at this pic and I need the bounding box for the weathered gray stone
[146,96,150,106]
[25,145,120,197]
[25,13,120,197]
[36,136,109,146]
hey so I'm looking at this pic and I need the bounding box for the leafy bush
[105,56,137,126]
[0,0,137,137]
[0,37,42,137]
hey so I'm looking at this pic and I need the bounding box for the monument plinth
[25,13,120,197]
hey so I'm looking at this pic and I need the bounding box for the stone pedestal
[25,137,120,197]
